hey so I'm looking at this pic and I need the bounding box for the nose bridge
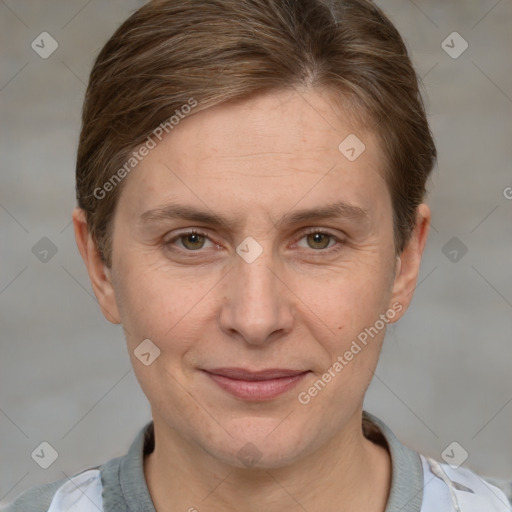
[238,243,277,298]
[219,236,293,344]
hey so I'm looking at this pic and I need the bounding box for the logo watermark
[298,301,403,405]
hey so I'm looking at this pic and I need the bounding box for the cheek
[112,259,217,351]
[292,263,395,399]
[295,259,394,336]
[296,270,396,406]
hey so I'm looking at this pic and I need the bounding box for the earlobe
[388,204,431,323]
[72,207,121,324]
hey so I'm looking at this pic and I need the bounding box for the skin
[74,87,430,511]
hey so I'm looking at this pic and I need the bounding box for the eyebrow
[140,200,369,230]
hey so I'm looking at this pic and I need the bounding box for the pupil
[185,233,203,249]
[310,233,328,249]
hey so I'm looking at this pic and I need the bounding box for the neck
[144,410,391,512]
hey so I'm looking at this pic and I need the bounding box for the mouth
[202,367,311,401]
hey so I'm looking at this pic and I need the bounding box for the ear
[72,207,121,324]
[388,203,431,323]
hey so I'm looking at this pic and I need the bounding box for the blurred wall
[1,0,511,504]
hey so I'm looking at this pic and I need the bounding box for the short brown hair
[76,0,436,266]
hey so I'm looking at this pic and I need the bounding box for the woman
[5,0,511,510]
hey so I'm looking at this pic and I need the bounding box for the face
[77,88,428,469]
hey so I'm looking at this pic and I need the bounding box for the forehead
[177,89,374,168]
[117,88,389,224]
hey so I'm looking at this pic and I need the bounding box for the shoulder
[2,477,66,512]
[2,422,153,512]
[362,411,512,512]
[2,469,103,512]
[420,454,512,512]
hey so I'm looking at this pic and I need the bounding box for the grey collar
[363,411,424,512]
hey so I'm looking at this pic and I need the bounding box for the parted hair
[76,0,436,266]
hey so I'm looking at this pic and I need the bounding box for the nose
[218,242,294,346]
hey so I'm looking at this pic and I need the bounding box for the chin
[201,422,316,470]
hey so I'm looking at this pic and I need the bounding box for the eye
[166,229,214,251]
[295,228,344,253]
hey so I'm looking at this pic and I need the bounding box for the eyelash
[165,227,345,256]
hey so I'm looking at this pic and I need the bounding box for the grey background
[1,0,511,505]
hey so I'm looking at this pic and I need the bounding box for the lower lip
[204,371,310,401]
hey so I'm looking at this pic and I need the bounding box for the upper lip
[204,368,309,381]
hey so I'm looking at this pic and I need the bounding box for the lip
[202,368,310,401]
